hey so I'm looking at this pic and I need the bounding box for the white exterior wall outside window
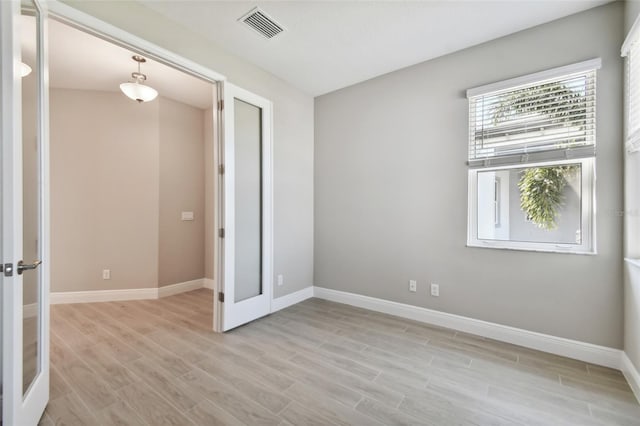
[467,59,600,254]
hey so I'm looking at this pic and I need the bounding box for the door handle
[17,260,42,275]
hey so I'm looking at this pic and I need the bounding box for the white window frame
[467,158,595,254]
[623,15,640,265]
[622,15,640,153]
[466,60,599,255]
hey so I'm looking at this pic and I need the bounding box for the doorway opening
[27,15,220,321]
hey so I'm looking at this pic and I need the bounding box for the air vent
[239,7,284,39]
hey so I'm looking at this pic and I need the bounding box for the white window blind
[626,40,640,152]
[468,70,597,166]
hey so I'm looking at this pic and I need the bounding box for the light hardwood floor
[43,288,640,425]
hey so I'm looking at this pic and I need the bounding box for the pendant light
[20,62,32,77]
[119,55,158,103]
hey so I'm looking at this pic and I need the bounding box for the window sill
[467,243,596,256]
[625,258,640,269]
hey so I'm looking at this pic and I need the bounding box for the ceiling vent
[239,7,284,39]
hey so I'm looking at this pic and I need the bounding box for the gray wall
[158,97,206,287]
[625,264,640,373]
[624,1,640,374]
[63,0,315,299]
[51,89,208,292]
[315,3,624,348]
[51,89,160,292]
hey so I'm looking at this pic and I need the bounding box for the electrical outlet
[102,269,111,280]
[431,283,439,297]
[409,280,417,292]
[277,274,284,286]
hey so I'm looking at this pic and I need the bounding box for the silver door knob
[17,260,42,275]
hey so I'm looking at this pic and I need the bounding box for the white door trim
[45,0,226,84]
[1,1,25,421]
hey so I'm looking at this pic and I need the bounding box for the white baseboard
[45,278,638,394]
[272,286,314,312]
[23,302,38,319]
[203,278,216,290]
[158,278,204,298]
[622,352,640,404]
[50,287,158,304]
[51,278,208,304]
[312,287,622,369]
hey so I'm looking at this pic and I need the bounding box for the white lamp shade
[20,62,32,77]
[119,82,158,103]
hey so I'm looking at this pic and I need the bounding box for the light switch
[181,211,194,221]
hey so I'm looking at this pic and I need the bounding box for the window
[467,59,600,253]
[623,16,640,261]
[622,25,640,153]
[624,26,640,153]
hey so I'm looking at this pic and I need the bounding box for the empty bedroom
[1,1,639,425]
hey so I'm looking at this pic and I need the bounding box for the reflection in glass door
[20,1,41,396]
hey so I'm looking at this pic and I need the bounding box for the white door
[1,0,50,424]
[218,82,273,331]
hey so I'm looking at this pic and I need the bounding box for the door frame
[45,0,276,333]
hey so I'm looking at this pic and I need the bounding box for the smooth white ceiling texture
[141,0,611,96]
[21,17,214,109]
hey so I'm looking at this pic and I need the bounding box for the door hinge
[218,100,224,111]
[219,164,225,175]
[219,228,225,238]
[2,263,13,277]
[218,292,224,303]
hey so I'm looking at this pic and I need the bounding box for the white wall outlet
[431,283,440,297]
[181,211,194,221]
[102,269,111,280]
[277,274,284,286]
[409,280,417,292]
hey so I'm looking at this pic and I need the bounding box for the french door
[1,0,50,424]
[218,82,273,331]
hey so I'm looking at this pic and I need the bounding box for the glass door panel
[20,0,41,395]
[234,99,262,303]
[1,0,49,423]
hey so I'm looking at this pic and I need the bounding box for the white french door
[1,0,50,424]
[218,82,273,331]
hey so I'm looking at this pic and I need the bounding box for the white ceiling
[141,0,611,96]
[21,17,214,109]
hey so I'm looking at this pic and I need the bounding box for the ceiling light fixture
[119,55,158,103]
[20,62,32,77]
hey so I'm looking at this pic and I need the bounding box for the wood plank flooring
[43,289,640,425]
